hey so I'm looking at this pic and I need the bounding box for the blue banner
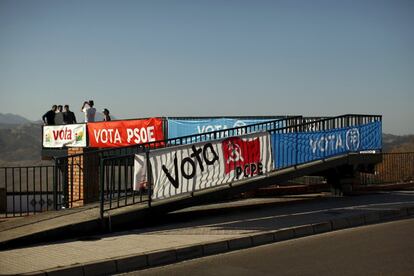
[271,121,382,169]
[167,118,283,139]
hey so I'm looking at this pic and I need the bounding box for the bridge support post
[0,188,6,213]
[327,174,342,197]
[326,165,361,196]
[67,148,100,207]
[340,176,361,195]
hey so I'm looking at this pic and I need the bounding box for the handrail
[52,114,382,214]
[54,116,302,160]
[97,114,383,217]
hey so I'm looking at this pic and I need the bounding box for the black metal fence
[3,114,399,218]
[55,116,301,210]
[360,152,414,185]
[0,166,58,218]
[99,153,149,214]
[98,114,382,216]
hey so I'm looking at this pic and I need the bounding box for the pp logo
[233,120,247,128]
[233,120,247,135]
[346,128,360,151]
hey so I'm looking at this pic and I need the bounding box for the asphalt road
[127,218,414,276]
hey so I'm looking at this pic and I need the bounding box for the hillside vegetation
[383,134,414,153]
[0,123,44,164]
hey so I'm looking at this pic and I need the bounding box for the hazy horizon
[1,0,413,135]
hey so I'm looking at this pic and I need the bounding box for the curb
[23,205,414,276]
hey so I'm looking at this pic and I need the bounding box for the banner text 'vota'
[43,124,87,148]
[167,118,281,139]
[138,132,272,200]
[271,121,382,169]
[87,118,164,148]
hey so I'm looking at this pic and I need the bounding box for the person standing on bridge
[55,105,64,125]
[63,105,77,124]
[42,105,57,125]
[81,100,96,122]
[102,108,111,121]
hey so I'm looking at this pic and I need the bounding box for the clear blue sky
[0,0,413,134]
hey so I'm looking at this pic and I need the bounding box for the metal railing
[56,116,301,209]
[99,153,149,214]
[269,114,382,169]
[0,166,58,217]
[99,114,382,216]
[360,152,414,185]
[1,114,389,218]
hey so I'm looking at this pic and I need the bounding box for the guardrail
[55,116,301,209]
[0,166,58,218]
[42,115,297,150]
[99,114,382,217]
[360,152,414,185]
[2,114,390,218]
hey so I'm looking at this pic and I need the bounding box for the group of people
[42,100,111,125]
[42,104,76,125]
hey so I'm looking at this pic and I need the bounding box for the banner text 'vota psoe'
[43,124,87,148]
[87,118,164,148]
[134,132,273,201]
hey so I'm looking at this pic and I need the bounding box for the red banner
[87,118,164,148]
[222,136,261,174]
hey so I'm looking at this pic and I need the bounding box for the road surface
[129,218,414,276]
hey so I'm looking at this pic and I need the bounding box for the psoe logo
[346,128,360,151]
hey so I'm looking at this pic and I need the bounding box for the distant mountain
[0,122,43,162]
[0,113,32,125]
[383,133,414,152]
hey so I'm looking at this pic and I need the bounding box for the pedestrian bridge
[0,114,382,248]
[0,115,382,248]
[100,115,382,217]
[50,114,382,218]
[43,115,382,213]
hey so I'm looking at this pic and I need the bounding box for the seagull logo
[346,128,360,151]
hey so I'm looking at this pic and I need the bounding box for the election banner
[133,153,148,191]
[133,132,273,200]
[43,124,87,148]
[271,121,382,169]
[167,118,283,140]
[87,118,164,148]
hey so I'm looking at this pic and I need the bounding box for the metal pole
[146,150,152,208]
[99,158,105,220]
[53,161,58,210]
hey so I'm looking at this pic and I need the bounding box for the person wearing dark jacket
[103,108,111,121]
[63,105,77,124]
[42,105,57,125]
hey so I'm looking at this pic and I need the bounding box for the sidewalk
[0,203,102,249]
[1,191,414,275]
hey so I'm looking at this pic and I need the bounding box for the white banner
[133,153,148,191]
[133,132,273,200]
[43,124,87,148]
